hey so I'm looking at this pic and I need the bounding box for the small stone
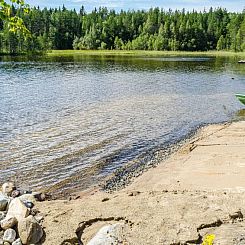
[128,191,141,196]
[0,212,6,221]
[23,201,34,209]
[6,198,29,222]
[18,215,43,244]
[0,195,9,212]
[34,214,44,223]
[101,197,110,202]
[1,183,15,197]
[0,216,17,230]
[11,190,20,198]
[3,229,16,243]
[30,208,39,216]
[0,238,3,245]
[32,192,46,202]
[229,210,243,221]
[12,238,22,245]
[23,190,32,195]
[3,242,10,245]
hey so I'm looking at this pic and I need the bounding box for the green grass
[47,49,245,58]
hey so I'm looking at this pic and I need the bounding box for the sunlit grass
[47,49,245,58]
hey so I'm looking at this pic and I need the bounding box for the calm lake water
[0,54,245,194]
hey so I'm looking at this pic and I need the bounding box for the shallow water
[0,54,244,194]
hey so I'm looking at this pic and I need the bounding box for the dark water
[0,54,245,194]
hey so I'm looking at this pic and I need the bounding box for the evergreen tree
[0,6,244,53]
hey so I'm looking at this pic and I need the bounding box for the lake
[0,54,244,195]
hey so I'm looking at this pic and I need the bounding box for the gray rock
[0,216,17,230]
[12,238,22,245]
[0,212,6,221]
[1,183,15,197]
[6,198,29,222]
[0,238,3,245]
[87,223,124,245]
[3,229,16,243]
[0,195,9,212]
[32,192,46,201]
[11,190,20,198]
[18,215,43,244]
[23,201,34,209]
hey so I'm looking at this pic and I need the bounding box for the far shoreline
[47,49,245,58]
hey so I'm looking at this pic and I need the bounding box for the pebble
[0,183,44,245]
[12,238,22,245]
[128,191,141,196]
[0,212,6,221]
[2,183,15,197]
[103,129,199,192]
[0,216,17,230]
[32,192,46,201]
[0,195,9,212]
[11,190,20,198]
[23,201,34,209]
[101,197,110,202]
[34,214,44,223]
[3,229,16,243]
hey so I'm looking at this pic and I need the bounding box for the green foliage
[0,0,30,35]
[0,5,244,54]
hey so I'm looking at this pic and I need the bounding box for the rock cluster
[0,182,45,245]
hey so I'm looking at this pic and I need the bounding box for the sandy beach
[36,121,245,244]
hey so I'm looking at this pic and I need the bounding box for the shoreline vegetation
[1,50,245,58]
[46,49,245,57]
[1,50,245,61]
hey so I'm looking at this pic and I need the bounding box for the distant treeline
[0,6,244,54]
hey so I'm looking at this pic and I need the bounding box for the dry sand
[36,121,245,245]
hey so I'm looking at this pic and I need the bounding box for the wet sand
[36,121,245,244]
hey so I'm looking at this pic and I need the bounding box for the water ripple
[0,55,244,194]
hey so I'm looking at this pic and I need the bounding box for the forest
[0,6,244,54]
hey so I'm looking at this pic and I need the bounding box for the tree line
[0,5,244,54]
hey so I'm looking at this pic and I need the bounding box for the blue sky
[27,0,244,12]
